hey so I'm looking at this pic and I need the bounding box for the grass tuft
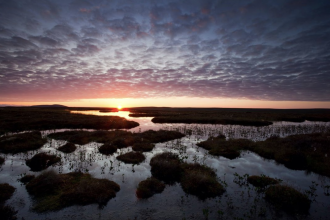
[0,157,4,165]
[116,152,145,164]
[132,141,155,152]
[247,175,279,188]
[180,163,225,199]
[0,183,15,203]
[136,177,165,199]
[57,143,76,153]
[0,131,47,154]
[265,185,311,214]
[19,175,35,184]
[26,171,120,212]
[99,143,117,155]
[150,152,182,183]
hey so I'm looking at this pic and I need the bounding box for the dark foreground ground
[1,107,330,135]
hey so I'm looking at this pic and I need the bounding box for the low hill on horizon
[30,104,68,108]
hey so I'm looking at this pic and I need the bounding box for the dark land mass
[48,130,185,146]
[198,132,330,177]
[30,104,68,108]
[0,107,139,135]
[0,131,47,154]
[26,171,120,212]
[128,107,330,126]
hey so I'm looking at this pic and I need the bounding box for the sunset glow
[0,0,329,108]
[117,105,122,110]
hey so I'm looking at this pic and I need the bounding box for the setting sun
[117,105,122,110]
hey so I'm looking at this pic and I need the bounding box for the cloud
[0,0,329,102]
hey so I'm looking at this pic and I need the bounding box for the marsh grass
[98,143,117,155]
[150,152,182,183]
[0,183,17,220]
[0,107,139,135]
[0,183,15,203]
[26,153,61,172]
[136,177,165,199]
[130,107,330,126]
[116,152,145,164]
[198,132,330,177]
[132,141,155,152]
[247,175,279,188]
[57,143,76,153]
[0,205,18,220]
[0,131,47,154]
[19,175,35,184]
[180,163,225,199]
[48,130,185,146]
[265,185,310,214]
[26,170,120,212]
[150,153,225,199]
[252,132,330,176]
[197,135,253,159]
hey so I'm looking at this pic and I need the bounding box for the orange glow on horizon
[117,105,122,110]
[1,98,330,109]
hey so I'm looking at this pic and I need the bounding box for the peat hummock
[26,171,120,212]
[19,175,35,184]
[247,175,280,188]
[0,131,47,154]
[0,183,15,203]
[57,143,76,153]
[180,163,225,199]
[150,152,182,183]
[48,129,185,146]
[99,143,118,155]
[0,183,17,220]
[26,153,61,172]
[197,135,253,159]
[149,153,225,199]
[116,152,145,164]
[136,177,165,199]
[265,185,311,214]
[132,141,155,152]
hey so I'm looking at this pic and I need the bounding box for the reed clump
[116,152,145,164]
[0,131,47,154]
[150,152,182,183]
[265,185,310,214]
[180,163,225,199]
[132,141,155,152]
[19,175,35,184]
[57,143,76,153]
[247,175,279,188]
[98,143,117,155]
[26,170,120,212]
[136,177,165,199]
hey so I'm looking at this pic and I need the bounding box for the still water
[0,110,329,219]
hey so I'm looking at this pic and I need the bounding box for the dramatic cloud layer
[0,0,329,101]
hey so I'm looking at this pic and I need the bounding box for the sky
[0,0,330,108]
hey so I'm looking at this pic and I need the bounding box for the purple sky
[0,0,330,106]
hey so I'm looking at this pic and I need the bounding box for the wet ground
[1,110,330,219]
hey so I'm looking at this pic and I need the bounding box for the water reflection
[0,111,329,219]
